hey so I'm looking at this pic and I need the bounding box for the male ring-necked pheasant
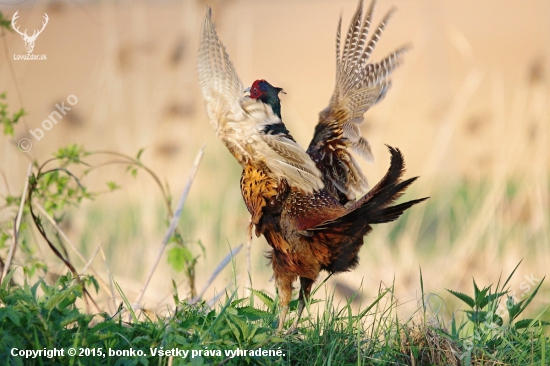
[197,0,427,333]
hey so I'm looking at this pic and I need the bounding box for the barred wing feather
[197,8,323,193]
[307,0,407,202]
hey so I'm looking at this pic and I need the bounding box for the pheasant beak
[244,87,251,94]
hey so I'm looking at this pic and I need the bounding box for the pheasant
[197,0,427,333]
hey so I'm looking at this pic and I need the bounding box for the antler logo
[11,11,49,54]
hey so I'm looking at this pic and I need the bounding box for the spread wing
[307,0,407,203]
[197,8,323,193]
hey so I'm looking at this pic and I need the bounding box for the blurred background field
[0,0,549,321]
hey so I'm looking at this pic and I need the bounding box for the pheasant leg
[275,271,295,333]
[288,277,314,333]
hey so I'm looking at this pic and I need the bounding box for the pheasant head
[247,79,285,119]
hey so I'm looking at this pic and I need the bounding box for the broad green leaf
[447,289,475,308]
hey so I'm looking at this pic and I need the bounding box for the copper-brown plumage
[197,0,427,333]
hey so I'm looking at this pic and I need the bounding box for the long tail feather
[312,146,427,232]
[368,197,428,224]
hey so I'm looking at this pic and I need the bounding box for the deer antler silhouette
[12,11,49,53]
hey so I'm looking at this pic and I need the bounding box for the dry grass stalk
[133,146,204,310]
[400,317,461,366]
[191,244,242,304]
[36,203,111,292]
[98,244,119,315]
[1,163,32,283]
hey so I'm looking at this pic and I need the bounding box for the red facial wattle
[249,79,266,99]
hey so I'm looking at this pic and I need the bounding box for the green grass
[1,266,549,365]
